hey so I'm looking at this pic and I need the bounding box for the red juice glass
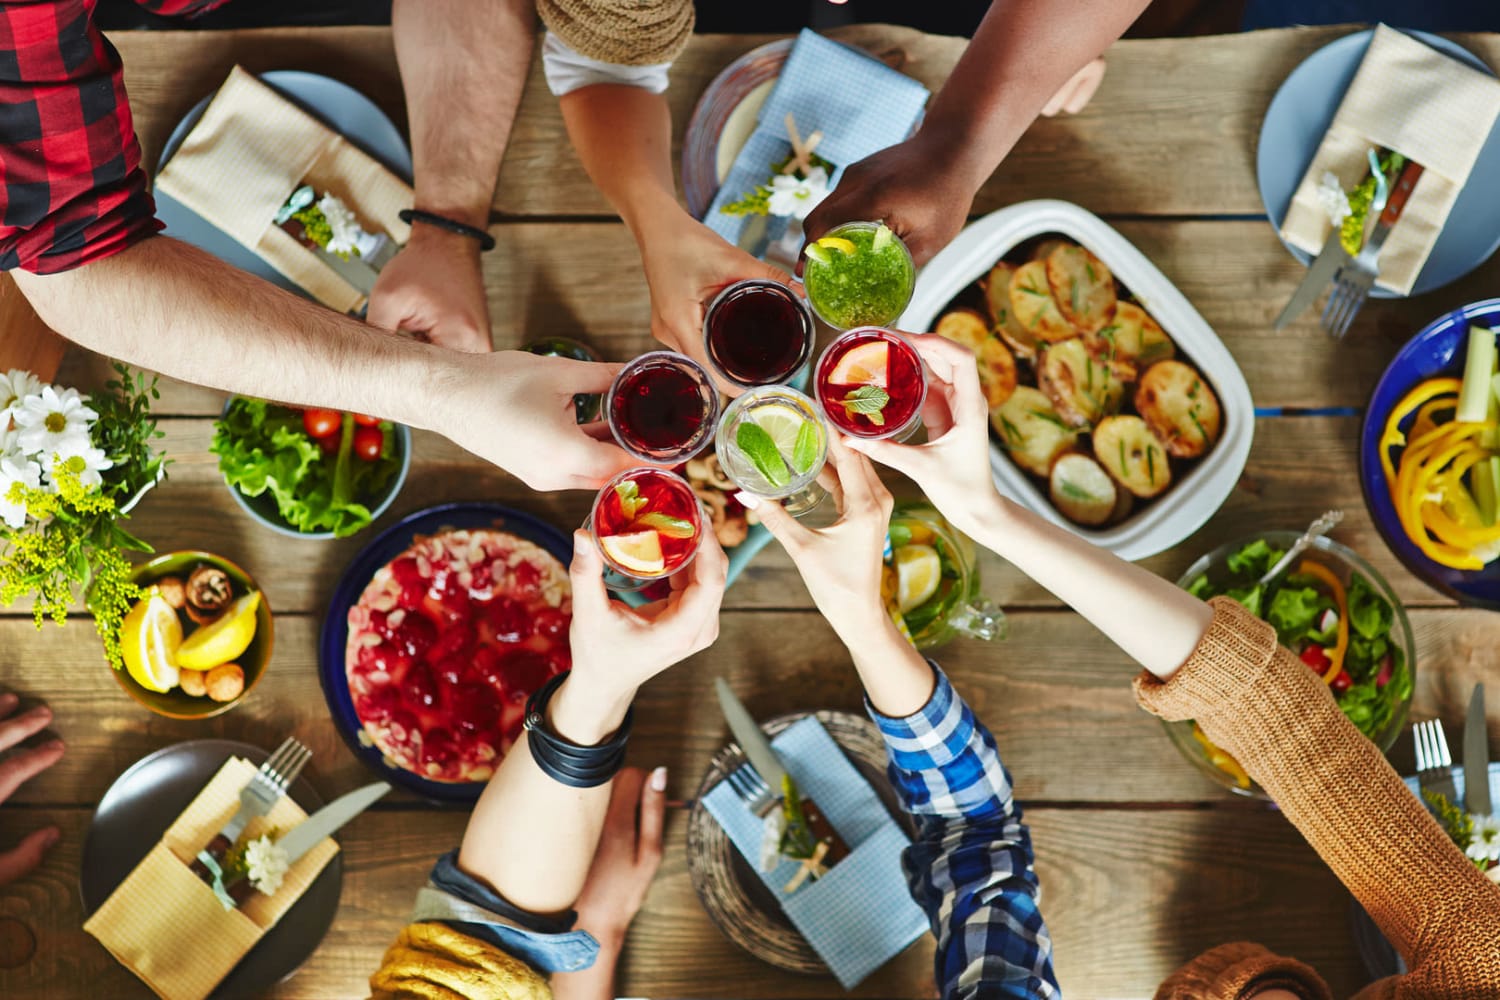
[814,327,927,442]
[702,279,815,389]
[588,467,705,591]
[606,351,719,464]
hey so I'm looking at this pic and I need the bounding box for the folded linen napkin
[1279,24,1500,295]
[705,30,929,248]
[154,66,413,314]
[83,757,339,1000]
[701,715,928,989]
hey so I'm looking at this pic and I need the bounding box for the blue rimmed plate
[1359,298,1500,606]
[318,503,573,804]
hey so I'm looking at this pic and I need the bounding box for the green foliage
[1347,571,1394,641]
[1423,789,1479,864]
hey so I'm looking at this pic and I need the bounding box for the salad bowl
[1168,531,1416,798]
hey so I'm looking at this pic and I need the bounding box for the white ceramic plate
[901,200,1254,562]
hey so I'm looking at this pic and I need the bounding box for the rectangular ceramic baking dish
[900,200,1253,561]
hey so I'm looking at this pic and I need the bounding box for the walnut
[694,486,749,548]
[179,669,207,698]
[186,566,233,617]
[205,663,245,702]
[154,576,187,610]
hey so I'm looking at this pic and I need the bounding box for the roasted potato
[1030,238,1072,263]
[982,262,1041,361]
[1089,301,1176,370]
[1049,453,1118,526]
[1008,260,1075,343]
[1094,415,1172,498]
[1037,337,1126,428]
[1046,244,1117,335]
[936,308,1018,408]
[1135,360,1222,458]
[1108,484,1135,523]
[991,386,1079,477]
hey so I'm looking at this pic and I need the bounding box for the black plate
[80,740,342,999]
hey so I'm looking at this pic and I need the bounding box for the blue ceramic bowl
[1359,298,1500,607]
[318,503,574,803]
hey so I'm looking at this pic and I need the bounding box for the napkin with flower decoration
[83,757,338,1000]
[1279,25,1500,295]
[154,65,412,315]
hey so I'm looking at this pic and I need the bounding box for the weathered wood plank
[0,803,1364,1000]
[109,25,1500,219]
[5,607,1494,808]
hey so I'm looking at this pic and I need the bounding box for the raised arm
[749,440,1058,999]
[804,0,1147,264]
[369,0,537,351]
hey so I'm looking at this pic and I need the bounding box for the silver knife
[1274,150,1388,330]
[1465,684,1491,816]
[714,678,849,866]
[226,781,390,905]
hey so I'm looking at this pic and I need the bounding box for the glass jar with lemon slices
[882,501,1006,649]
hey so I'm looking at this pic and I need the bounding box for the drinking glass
[814,327,927,442]
[801,221,916,331]
[587,467,705,592]
[884,501,1005,649]
[605,351,719,465]
[715,386,829,517]
[702,279,815,389]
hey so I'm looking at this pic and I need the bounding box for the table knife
[714,678,850,868]
[1465,684,1491,816]
[225,781,390,906]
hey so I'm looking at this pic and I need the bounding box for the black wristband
[398,208,496,251]
[524,671,632,788]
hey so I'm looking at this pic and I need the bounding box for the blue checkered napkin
[701,716,929,988]
[705,29,931,242]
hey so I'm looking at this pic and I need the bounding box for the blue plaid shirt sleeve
[867,662,1060,1000]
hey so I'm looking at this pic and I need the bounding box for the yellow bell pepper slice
[1296,559,1348,688]
[1380,378,1462,483]
[1192,723,1250,789]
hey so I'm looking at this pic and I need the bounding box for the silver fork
[1322,158,1425,339]
[1414,718,1458,805]
[724,763,776,818]
[191,737,312,883]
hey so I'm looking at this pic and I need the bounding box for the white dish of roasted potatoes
[901,200,1253,561]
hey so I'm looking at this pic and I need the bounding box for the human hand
[801,133,977,268]
[638,213,795,379]
[551,529,727,742]
[0,694,64,886]
[368,227,492,353]
[741,437,893,643]
[844,333,1001,540]
[570,766,666,948]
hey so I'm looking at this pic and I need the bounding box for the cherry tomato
[354,413,381,427]
[353,425,384,461]
[1298,645,1331,676]
[303,408,342,439]
[1330,671,1353,694]
[315,432,341,456]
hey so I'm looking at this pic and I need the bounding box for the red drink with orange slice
[589,468,704,588]
[814,328,927,440]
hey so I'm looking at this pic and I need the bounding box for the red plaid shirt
[0,0,229,273]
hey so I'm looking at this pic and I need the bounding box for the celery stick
[1457,325,1497,423]
[1475,457,1500,526]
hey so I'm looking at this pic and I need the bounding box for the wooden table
[3,22,1499,1000]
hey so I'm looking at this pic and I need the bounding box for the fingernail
[27,706,50,723]
[41,828,59,849]
[650,766,668,791]
[0,693,15,712]
[734,491,760,510]
[42,740,64,753]
[574,531,587,554]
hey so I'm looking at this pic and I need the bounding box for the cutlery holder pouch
[154,65,413,314]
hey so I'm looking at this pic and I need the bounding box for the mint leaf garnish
[637,511,697,539]
[735,422,791,489]
[791,420,821,475]
[840,385,889,427]
[614,481,646,520]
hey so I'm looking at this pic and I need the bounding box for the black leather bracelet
[398,208,496,251]
[523,671,632,788]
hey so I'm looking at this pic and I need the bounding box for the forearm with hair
[392,0,535,229]
[559,85,681,240]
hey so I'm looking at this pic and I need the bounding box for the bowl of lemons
[117,551,273,718]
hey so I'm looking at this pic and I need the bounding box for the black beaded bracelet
[523,671,632,788]
[398,208,496,252]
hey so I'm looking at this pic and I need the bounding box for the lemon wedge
[177,591,261,670]
[600,531,666,576]
[894,544,942,614]
[815,236,857,256]
[121,593,183,693]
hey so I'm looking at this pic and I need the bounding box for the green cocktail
[802,221,916,330]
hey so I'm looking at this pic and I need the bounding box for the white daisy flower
[0,453,43,529]
[47,436,114,491]
[0,370,44,426]
[244,835,290,896]
[1467,814,1500,863]
[13,386,96,457]
[767,166,830,220]
[317,194,382,259]
[1317,171,1352,228]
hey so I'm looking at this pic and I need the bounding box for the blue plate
[1359,298,1500,606]
[154,70,412,301]
[1257,28,1500,298]
[318,503,574,803]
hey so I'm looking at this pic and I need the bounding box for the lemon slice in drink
[816,236,857,256]
[752,404,807,456]
[121,593,183,693]
[894,544,942,614]
[177,591,261,670]
[828,340,890,388]
[601,531,666,576]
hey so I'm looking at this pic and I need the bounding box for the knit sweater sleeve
[1134,596,1500,998]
